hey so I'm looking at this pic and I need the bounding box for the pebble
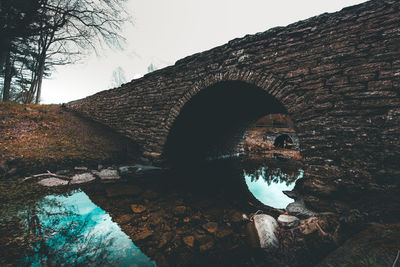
[183,236,195,247]
[131,204,146,213]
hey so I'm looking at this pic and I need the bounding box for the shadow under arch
[162,80,289,166]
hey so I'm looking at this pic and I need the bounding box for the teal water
[244,166,303,209]
[24,189,156,267]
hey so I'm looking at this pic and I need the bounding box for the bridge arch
[163,70,296,134]
[160,70,299,164]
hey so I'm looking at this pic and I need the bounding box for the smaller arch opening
[273,134,294,149]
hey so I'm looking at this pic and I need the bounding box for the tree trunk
[0,38,10,76]
[2,49,12,102]
[35,58,45,104]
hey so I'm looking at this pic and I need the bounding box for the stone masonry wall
[66,0,400,211]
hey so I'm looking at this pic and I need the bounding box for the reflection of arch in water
[274,134,294,149]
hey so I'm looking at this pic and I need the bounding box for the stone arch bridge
[66,0,400,210]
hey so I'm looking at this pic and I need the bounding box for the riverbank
[0,102,399,266]
[0,102,138,178]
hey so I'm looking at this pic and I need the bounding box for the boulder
[316,223,400,267]
[253,214,279,249]
[97,169,120,180]
[38,178,68,187]
[286,199,315,218]
[278,214,300,228]
[70,173,96,184]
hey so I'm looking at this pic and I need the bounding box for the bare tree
[1,0,130,103]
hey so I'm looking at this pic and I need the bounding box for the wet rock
[202,222,218,234]
[38,178,68,187]
[183,235,195,247]
[119,164,162,175]
[131,204,146,213]
[278,214,300,228]
[97,169,120,180]
[173,205,187,216]
[116,214,134,225]
[253,214,279,249]
[118,166,137,175]
[317,223,400,267]
[286,199,315,218]
[105,184,142,197]
[70,173,96,184]
[283,190,298,200]
[134,164,162,173]
[134,228,153,240]
[199,241,214,252]
[74,166,88,171]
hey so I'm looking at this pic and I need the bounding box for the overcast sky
[41,0,367,104]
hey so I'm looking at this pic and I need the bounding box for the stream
[0,158,303,266]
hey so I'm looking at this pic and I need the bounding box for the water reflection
[24,189,155,267]
[243,164,303,209]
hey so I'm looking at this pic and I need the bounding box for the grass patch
[0,102,138,177]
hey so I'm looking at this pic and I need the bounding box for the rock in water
[202,222,218,233]
[183,236,195,247]
[131,204,146,213]
[70,173,96,184]
[74,166,88,171]
[119,164,162,175]
[253,214,279,249]
[118,166,137,175]
[38,178,68,187]
[286,199,315,218]
[97,169,120,180]
[278,214,300,228]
